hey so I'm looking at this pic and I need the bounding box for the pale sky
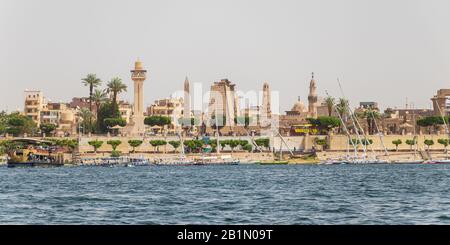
[1,0,449,113]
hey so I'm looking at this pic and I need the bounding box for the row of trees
[80,74,128,134]
[390,138,449,152]
[87,138,272,154]
[344,137,450,152]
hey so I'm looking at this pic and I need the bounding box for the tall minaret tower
[129,59,147,135]
[183,77,191,121]
[308,72,318,118]
[261,82,272,121]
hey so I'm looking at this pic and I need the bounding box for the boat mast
[370,110,389,157]
[412,104,417,160]
[436,100,450,137]
[325,90,357,160]
[337,78,367,160]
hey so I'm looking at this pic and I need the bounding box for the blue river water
[1,164,450,224]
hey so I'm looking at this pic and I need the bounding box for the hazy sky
[1,0,449,113]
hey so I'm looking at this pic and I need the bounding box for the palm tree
[336,98,349,133]
[77,108,93,134]
[324,96,335,117]
[91,89,108,131]
[82,74,102,129]
[361,107,380,135]
[106,77,127,118]
[336,98,348,118]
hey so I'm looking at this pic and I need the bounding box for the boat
[79,156,151,166]
[191,110,240,166]
[423,160,438,164]
[423,159,450,164]
[6,138,65,168]
[319,159,344,165]
[391,160,423,164]
[259,160,289,165]
[240,160,261,164]
[154,156,195,166]
[435,159,450,164]
[193,155,240,165]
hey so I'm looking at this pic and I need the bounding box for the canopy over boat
[9,138,54,145]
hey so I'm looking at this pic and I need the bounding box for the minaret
[260,82,272,127]
[129,59,147,135]
[308,72,318,118]
[183,77,190,121]
[262,82,272,118]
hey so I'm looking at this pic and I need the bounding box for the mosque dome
[291,101,306,112]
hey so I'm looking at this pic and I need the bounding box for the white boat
[427,159,450,164]
[194,155,240,165]
[79,156,151,166]
[391,160,423,164]
[154,156,195,166]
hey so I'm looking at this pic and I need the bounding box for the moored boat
[423,159,450,164]
[79,156,151,166]
[193,155,240,165]
[6,138,65,168]
[259,160,289,165]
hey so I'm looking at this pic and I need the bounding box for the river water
[1,164,450,224]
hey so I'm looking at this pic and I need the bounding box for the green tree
[106,77,127,118]
[238,140,249,148]
[349,138,360,147]
[88,140,103,153]
[145,116,172,126]
[104,118,127,128]
[315,138,328,151]
[184,140,203,153]
[128,139,143,153]
[107,140,122,151]
[405,138,417,152]
[417,116,446,134]
[242,144,253,152]
[91,89,108,132]
[96,102,120,133]
[358,106,380,135]
[77,108,93,134]
[39,123,57,136]
[168,141,181,153]
[307,116,341,134]
[324,96,335,117]
[111,150,121,157]
[229,140,240,153]
[392,139,402,151]
[255,138,270,150]
[82,74,102,131]
[5,112,37,136]
[438,139,449,156]
[336,98,349,119]
[66,139,78,152]
[361,138,373,146]
[150,140,167,153]
[424,139,434,151]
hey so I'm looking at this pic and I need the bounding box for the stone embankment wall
[78,134,450,153]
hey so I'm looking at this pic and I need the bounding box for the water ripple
[1,164,450,224]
